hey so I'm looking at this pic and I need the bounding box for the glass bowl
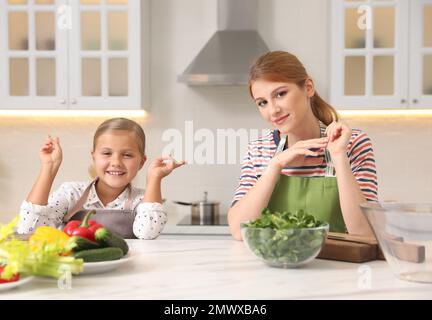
[240,223,329,268]
[360,202,432,283]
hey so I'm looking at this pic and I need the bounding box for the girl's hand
[269,137,327,171]
[325,120,351,158]
[39,135,62,168]
[147,156,186,180]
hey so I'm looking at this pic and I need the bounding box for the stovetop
[177,214,228,226]
[162,215,230,235]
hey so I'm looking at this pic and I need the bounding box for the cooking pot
[174,191,220,225]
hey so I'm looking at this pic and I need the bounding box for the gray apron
[63,180,137,239]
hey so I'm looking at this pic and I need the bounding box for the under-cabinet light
[339,109,432,118]
[0,110,148,118]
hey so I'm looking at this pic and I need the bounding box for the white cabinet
[410,0,432,108]
[330,0,432,109]
[0,0,145,109]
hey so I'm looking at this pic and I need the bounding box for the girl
[228,51,378,240]
[17,118,185,239]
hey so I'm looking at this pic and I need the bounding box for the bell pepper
[63,210,103,242]
[28,226,70,253]
[0,265,20,283]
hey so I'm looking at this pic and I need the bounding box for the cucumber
[66,236,100,252]
[95,228,129,255]
[72,247,124,262]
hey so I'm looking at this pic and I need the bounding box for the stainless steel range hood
[177,0,270,86]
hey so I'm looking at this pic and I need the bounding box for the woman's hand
[39,135,62,169]
[325,120,351,158]
[147,156,186,181]
[269,137,327,171]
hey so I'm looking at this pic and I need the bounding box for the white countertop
[2,236,432,300]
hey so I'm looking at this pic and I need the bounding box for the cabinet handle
[401,99,406,104]
[412,99,419,104]
[71,99,77,105]
[59,99,66,104]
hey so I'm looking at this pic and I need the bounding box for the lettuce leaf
[0,216,83,280]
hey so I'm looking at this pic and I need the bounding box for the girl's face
[92,130,145,191]
[251,79,314,134]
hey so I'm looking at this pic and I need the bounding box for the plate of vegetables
[69,230,131,275]
[63,211,131,275]
[0,210,130,283]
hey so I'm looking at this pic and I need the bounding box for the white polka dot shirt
[17,181,167,240]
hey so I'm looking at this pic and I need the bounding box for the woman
[228,51,378,240]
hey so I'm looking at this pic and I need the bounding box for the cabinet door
[410,0,432,108]
[69,0,141,109]
[330,0,409,109]
[0,0,68,109]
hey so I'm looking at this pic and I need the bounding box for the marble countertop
[2,236,432,299]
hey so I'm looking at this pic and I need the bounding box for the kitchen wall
[1,0,431,224]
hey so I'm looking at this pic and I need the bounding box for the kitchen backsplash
[1,116,431,224]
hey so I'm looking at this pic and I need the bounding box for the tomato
[0,265,20,283]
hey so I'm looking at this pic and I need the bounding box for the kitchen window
[0,0,147,109]
[330,0,432,109]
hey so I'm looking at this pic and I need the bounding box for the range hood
[178,0,270,86]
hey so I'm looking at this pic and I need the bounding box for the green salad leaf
[244,208,326,229]
[242,208,328,266]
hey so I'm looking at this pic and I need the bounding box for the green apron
[267,133,346,233]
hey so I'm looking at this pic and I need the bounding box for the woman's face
[92,130,145,191]
[251,79,314,134]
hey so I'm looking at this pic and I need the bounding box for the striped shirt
[232,123,378,206]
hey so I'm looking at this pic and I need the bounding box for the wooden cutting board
[318,232,426,263]
[317,232,385,263]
